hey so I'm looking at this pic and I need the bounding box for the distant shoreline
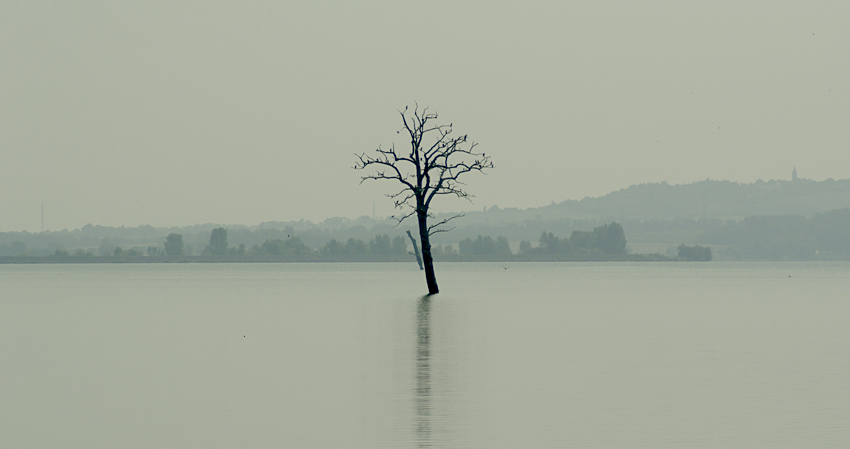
[0,253,675,264]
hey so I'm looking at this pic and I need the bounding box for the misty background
[3,177,850,260]
[3,1,849,233]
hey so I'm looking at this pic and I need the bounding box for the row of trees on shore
[28,222,655,262]
[161,223,630,259]
[193,228,411,257]
[696,208,850,260]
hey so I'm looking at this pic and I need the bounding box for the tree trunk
[417,211,439,295]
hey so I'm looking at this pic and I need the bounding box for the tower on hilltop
[792,167,798,181]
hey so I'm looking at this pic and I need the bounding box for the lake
[2,262,849,448]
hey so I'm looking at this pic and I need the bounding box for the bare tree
[355,105,493,294]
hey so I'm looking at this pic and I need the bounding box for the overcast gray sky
[2,1,848,232]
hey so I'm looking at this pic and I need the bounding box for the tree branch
[356,105,492,233]
[427,214,464,236]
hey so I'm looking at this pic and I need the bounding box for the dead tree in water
[355,105,492,294]
[406,230,424,270]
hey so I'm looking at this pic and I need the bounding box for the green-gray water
[2,262,848,448]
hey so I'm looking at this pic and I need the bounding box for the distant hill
[455,178,850,225]
[564,178,850,220]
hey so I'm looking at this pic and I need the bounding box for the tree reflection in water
[415,295,432,447]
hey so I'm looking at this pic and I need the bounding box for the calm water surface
[1,262,849,448]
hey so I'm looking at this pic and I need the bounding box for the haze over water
[2,262,848,448]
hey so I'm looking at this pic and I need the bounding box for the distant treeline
[0,218,632,260]
[677,244,713,261]
[0,217,629,259]
[696,208,850,260]
[1,223,673,263]
[4,208,848,260]
[0,220,403,258]
[428,222,629,259]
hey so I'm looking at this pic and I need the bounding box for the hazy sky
[3,1,848,232]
